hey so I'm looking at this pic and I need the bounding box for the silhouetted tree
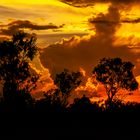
[0,31,39,110]
[93,58,138,104]
[36,69,82,112]
[55,69,82,94]
[54,69,82,107]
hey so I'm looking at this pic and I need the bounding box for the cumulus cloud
[0,20,64,36]
[38,3,140,101]
[40,4,140,79]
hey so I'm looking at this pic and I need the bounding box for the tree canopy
[55,69,82,95]
[53,69,82,107]
[93,57,138,102]
[0,31,39,108]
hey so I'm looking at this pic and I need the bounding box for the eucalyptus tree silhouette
[41,69,83,111]
[54,69,82,107]
[93,58,138,104]
[0,31,39,110]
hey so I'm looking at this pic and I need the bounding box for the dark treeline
[0,32,140,139]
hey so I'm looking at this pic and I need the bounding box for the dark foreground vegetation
[0,32,140,139]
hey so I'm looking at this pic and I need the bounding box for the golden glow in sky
[1,0,140,38]
[0,0,109,35]
[1,0,140,102]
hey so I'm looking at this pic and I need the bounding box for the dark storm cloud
[60,0,140,7]
[122,18,140,23]
[0,20,64,36]
[89,17,140,24]
[40,5,140,78]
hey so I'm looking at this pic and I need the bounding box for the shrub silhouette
[0,31,39,110]
[69,95,101,113]
[93,57,138,104]
[36,89,64,112]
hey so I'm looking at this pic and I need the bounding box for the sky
[0,0,140,102]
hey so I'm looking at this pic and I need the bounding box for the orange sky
[0,0,140,102]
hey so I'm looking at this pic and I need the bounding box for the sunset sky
[1,0,140,102]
